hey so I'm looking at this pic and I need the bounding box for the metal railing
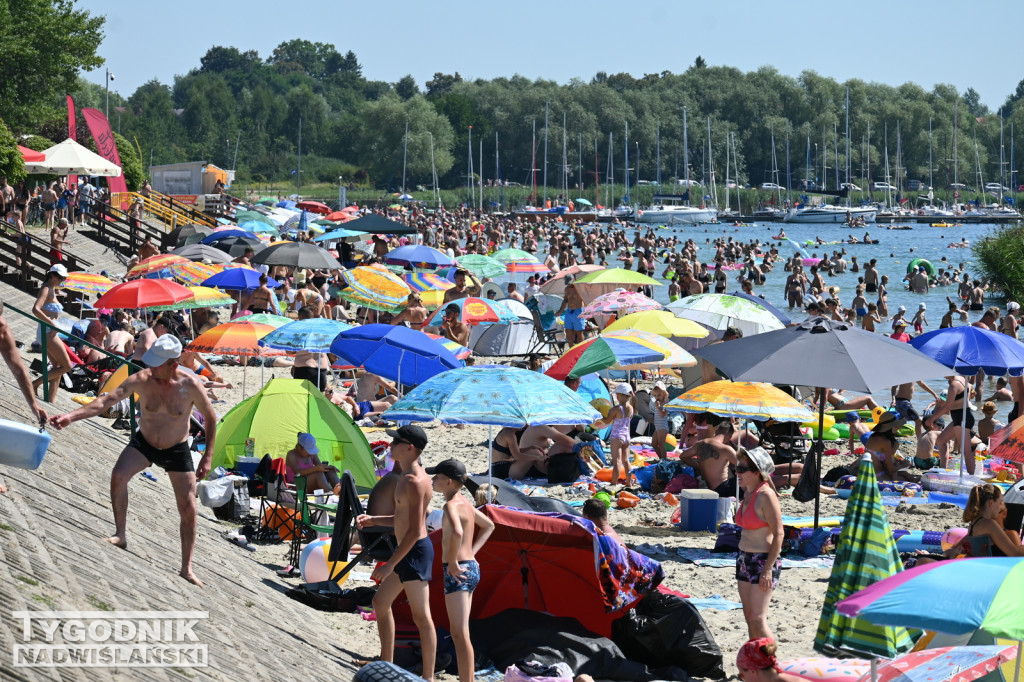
[5,302,140,431]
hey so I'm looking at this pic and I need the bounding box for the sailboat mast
[429,131,439,208]
[467,125,473,209]
[844,87,850,205]
[624,121,630,205]
[562,111,567,200]
[496,131,503,211]
[531,119,537,206]
[402,120,408,194]
[543,102,549,205]
[734,133,743,215]
[656,121,662,189]
[682,106,689,205]
[606,132,613,208]
[707,117,716,207]
[929,117,933,193]
[725,130,731,212]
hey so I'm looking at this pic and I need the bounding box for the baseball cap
[48,263,68,278]
[613,383,634,396]
[845,412,861,423]
[386,424,428,450]
[425,458,468,483]
[141,334,182,367]
[653,381,667,392]
[894,320,908,328]
[297,432,319,454]
[897,305,906,312]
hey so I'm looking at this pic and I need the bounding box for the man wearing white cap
[51,334,218,588]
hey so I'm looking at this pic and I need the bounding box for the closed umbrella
[94,279,193,310]
[694,317,952,526]
[910,327,1024,481]
[384,365,600,496]
[668,293,787,337]
[251,241,342,270]
[385,245,454,270]
[814,453,918,658]
[329,324,463,390]
[171,243,233,263]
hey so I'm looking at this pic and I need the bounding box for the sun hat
[871,411,905,433]
[982,401,998,415]
[897,305,906,312]
[739,447,775,480]
[613,383,634,396]
[141,334,182,367]
[297,432,319,454]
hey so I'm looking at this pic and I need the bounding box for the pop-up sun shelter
[210,378,376,488]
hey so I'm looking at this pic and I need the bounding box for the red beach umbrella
[94,279,193,309]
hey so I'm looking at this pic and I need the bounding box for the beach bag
[712,523,741,553]
[546,453,584,484]
[792,445,820,503]
[664,473,699,494]
[959,534,993,558]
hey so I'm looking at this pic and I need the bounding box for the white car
[873,182,897,191]
[985,183,1010,193]
[760,182,784,190]
[841,183,862,191]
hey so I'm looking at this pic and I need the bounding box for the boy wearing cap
[357,425,436,680]
[50,334,218,588]
[914,414,947,470]
[890,305,907,330]
[428,458,495,682]
[978,402,1003,445]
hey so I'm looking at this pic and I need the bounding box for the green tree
[395,75,419,100]
[354,94,454,186]
[964,88,989,117]
[0,0,105,133]
[0,121,26,181]
[426,72,463,98]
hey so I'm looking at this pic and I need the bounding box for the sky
[80,0,1021,113]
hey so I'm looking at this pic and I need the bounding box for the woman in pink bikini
[734,447,783,640]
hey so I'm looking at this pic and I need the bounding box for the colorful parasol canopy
[580,288,663,319]
[454,254,507,278]
[538,264,604,295]
[667,293,786,337]
[149,286,234,311]
[574,267,660,286]
[201,267,276,291]
[295,200,331,215]
[424,332,472,361]
[259,318,353,354]
[490,248,536,263]
[544,334,668,380]
[127,254,189,279]
[339,266,412,312]
[401,272,454,294]
[868,645,1019,682]
[243,313,292,328]
[604,309,709,339]
[189,321,279,357]
[94,279,193,310]
[665,380,815,422]
[59,271,116,294]
[169,261,223,287]
[425,297,519,326]
[384,244,454,269]
[504,257,550,274]
[987,415,1024,464]
[602,329,697,370]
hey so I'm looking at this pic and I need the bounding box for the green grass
[0,523,13,531]
[31,595,55,607]
[15,576,38,586]
[86,595,114,612]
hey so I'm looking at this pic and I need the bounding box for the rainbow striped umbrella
[169,261,223,286]
[505,257,550,274]
[339,266,412,312]
[544,335,667,380]
[665,380,814,421]
[149,286,234,312]
[60,272,116,294]
[401,272,454,293]
[127,254,189,278]
[189,321,278,357]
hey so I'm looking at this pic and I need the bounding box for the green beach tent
[211,378,376,488]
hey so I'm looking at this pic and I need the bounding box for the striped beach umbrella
[169,262,223,286]
[339,266,412,312]
[401,272,454,293]
[544,335,667,380]
[60,271,116,294]
[814,453,917,658]
[127,254,189,279]
[149,286,234,312]
[602,329,696,370]
[665,380,815,422]
[504,257,550,275]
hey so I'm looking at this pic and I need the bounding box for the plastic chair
[287,475,339,568]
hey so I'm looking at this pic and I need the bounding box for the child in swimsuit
[595,383,634,485]
[651,381,671,459]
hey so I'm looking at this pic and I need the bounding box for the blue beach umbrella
[276,200,296,209]
[314,228,367,242]
[201,229,259,244]
[384,244,454,269]
[259,319,352,354]
[329,324,463,389]
[202,268,279,291]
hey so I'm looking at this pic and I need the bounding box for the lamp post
[105,69,114,120]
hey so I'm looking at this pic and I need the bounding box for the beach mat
[781,515,844,527]
[675,547,834,569]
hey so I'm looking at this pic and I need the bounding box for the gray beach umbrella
[170,243,233,263]
[250,241,342,270]
[693,317,951,526]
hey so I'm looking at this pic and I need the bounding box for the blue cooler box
[234,456,261,479]
[677,489,720,532]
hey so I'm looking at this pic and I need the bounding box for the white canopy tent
[22,138,122,176]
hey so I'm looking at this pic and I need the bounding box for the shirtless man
[0,297,48,493]
[968,280,985,311]
[442,270,471,305]
[231,247,255,267]
[357,425,435,680]
[50,335,216,587]
[892,381,939,428]
[132,316,175,364]
[247,274,276,314]
[137,235,158,262]
[49,218,69,264]
[863,259,879,293]
[680,420,739,497]
[441,304,470,346]
[106,320,136,356]
[557,281,586,345]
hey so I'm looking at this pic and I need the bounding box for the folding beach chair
[286,475,339,568]
[326,471,396,583]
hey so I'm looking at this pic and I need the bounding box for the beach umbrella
[490,248,536,263]
[401,272,453,294]
[276,200,296,209]
[668,293,787,337]
[239,220,275,234]
[385,244,454,270]
[202,268,277,291]
[127,254,189,279]
[338,266,412,312]
[322,210,354,222]
[574,267,660,287]
[543,335,668,380]
[665,380,815,422]
[170,243,233,263]
[60,272,116,294]
[986,417,1024,465]
[234,211,275,226]
[94,279,193,310]
[251,241,342,270]
[814,452,918,658]
[330,324,463,389]
[244,313,292,328]
[604,309,710,339]
[342,213,416,235]
[602,329,697,370]
[168,262,222,286]
[910,326,1024,480]
[208,235,265,257]
[260,319,352,354]
[729,290,793,326]
[148,286,233,311]
[190,320,282,397]
[574,198,593,206]
[22,138,121,176]
[201,229,259,244]
[538,264,605,295]
[694,317,952,526]
[425,297,519,326]
[580,288,662,319]
[423,332,472,361]
[313,227,366,243]
[867,646,1019,682]
[454,254,507,278]
[163,224,213,249]
[384,365,601,495]
[18,145,44,163]
[257,197,277,206]
[504,256,550,275]
[295,200,330,215]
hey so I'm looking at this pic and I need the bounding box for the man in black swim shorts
[51,335,218,588]
[357,425,436,677]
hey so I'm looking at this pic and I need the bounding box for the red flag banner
[80,107,127,197]
[67,95,77,187]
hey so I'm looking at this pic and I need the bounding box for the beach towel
[674,547,835,570]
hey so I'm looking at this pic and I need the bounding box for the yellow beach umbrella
[604,310,709,339]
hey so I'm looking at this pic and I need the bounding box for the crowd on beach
[2,192,1023,681]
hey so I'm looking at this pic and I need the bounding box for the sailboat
[636,106,719,224]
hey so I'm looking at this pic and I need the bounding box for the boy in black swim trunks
[428,458,494,682]
[357,425,436,680]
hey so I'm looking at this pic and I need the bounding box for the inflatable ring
[802,414,836,430]
[834,423,850,439]
[807,425,841,441]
